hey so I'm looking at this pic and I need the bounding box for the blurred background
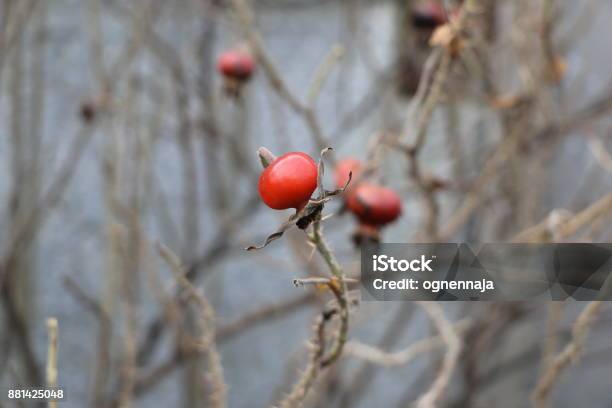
[0,0,611,407]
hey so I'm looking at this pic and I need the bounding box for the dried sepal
[245,212,301,251]
[296,204,323,230]
[257,147,277,168]
[311,171,352,204]
[316,147,333,194]
[297,169,351,230]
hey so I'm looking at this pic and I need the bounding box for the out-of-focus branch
[122,291,317,401]
[229,0,341,153]
[46,318,58,408]
[217,292,317,341]
[157,243,226,408]
[0,0,39,75]
[307,45,345,107]
[345,318,472,367]
[535,86,612,142]
[512,193,612,242]
[531,301,605,408]
[400,0,482,240]
[415,302,462,408]
[135,191,260,368]
[588,137,612,173]
[63,277,112,407]
[441,83,612,241]
[337,303,417,407]
[0,126,92,287]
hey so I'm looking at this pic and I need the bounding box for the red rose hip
[347,183,402,226]
[258,152,318,210]
[217,49,255,82]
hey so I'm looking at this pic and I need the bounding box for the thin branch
[512,193,612,242]
[276,214,350,407]
[63,277,112,408]
[46,318,58,408]
[345,318,472,368]
[415,302,462,408]
[531,301,605,408]
[157,243,226,408]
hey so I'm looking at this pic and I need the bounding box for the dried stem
[229,0,339,152]
[345,318,472,368]
[310,219,349,367]
[157,243,226,408]
[415,302,462,408]
[46,318,58,408]
[277,216,349,407]
[531,301,605,407]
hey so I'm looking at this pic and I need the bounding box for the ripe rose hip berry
[347,183,402,226]
[334,158,363,190]
[258,152,318,211]
[217,49,255,82]
[412,2,448,29]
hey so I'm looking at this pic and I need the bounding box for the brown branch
[63,277,112,408]
[228,0,338,153]
[415,302,463,408]
[345,318,472,367]
[45,318,58,408]
[276,215,350,407]
[157,243,226,408]
[531,301,605,407]
[512,193,612,242]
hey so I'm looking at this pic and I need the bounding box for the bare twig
[512,193,612,242]
[277,308,331,408]
[157,243,226,408]
[276,213,350,407]
[63,277,112,408]
[588,137,612,173]
[415,302,462,408]
[345,318,472,368]
[229,0,339,152]
[531,301,605,407]
[46,318,58,408]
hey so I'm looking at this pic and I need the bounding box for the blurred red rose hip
[347,183,402,226]
[217,49,255,82]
